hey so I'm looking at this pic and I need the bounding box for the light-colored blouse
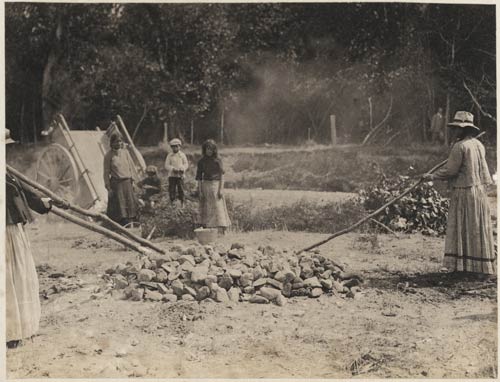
[103,148,136,189]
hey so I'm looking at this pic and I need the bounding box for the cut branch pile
[103,243,364,306]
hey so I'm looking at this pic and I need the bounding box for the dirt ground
[6,217,497,379]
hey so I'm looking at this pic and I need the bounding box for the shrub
[360,175,449,235]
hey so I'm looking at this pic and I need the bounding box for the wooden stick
[369,218,399,237]
[6,165,165,255]
[50,206,151,256]
[297,131,486,254]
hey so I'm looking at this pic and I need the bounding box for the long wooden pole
[297,132,485,254]
[6,165,165,254]
[50,206,151,256]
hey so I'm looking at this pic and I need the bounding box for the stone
[228,269,242,279]
[275,295,287,307]
[240,272,254,288]
[218,273,233,291]
[204,275,218,287]
[171,280,185,296]
[168,272,181,282]
[231,243,245,250]
[145,290,163,301]
[154,269,169,283]
[242,255,256,268]
[196,286,211,301]
[157,284,170,294]
[310,288,323,298]
[227,250,242,260]
[138,269,156,282]
[179,254,196,266]
[303,277,322,288]
[228,287,240,302]
[130,288,145,301]
[343,278,361,288]
[290,288,309,297]
[140,257,155,270]
[115,263,128,275]
[191,267,209,284]
[213,243,229,255]
[249,295,269,304]
[274,271,286,282]
[262,245,276,257]
[180,262,194,273]
[139,281,159,290]
[321,279,333,290]
[214,287,230,303]
[252,266,265,280]
[292,281,304,289]
[162,294,178,303]
[253,278,268,288]
[215,258,227,268]
[259,287,281,301]
[332,280,344,292]
[125,264,141,275]
[185,286,197,297]
[299,258,314,279]
[267,279,283,290]
[181,294,195,301]
[320,269,333,279]
[113,275,128,289]
[161,263,176,274]
[282,282,292,297]
[243,286,255,294]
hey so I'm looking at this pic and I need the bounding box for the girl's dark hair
[202,139,218,158]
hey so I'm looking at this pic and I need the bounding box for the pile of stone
[103,243,363,306]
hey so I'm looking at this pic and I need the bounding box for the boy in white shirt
[164,138,189,206]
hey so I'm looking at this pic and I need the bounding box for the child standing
[196,139,231,233]
[137,165,162,208]
[164,138,189,206]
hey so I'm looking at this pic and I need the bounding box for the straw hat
[448,111,480,130]
[6,129,16,144]
[169,138,182,146]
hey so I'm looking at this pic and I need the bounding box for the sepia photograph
[3,1,497,379]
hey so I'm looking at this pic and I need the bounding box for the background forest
[5,2,496,146]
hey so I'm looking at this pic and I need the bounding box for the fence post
[330,115,337,145]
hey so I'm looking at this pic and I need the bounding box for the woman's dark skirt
[107,178,138,224]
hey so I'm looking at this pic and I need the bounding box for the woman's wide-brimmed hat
[448,111,480,130]
[6,128,16,144]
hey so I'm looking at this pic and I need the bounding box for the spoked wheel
[36,143,79,202]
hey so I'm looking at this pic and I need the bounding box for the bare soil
[6,218,497,379]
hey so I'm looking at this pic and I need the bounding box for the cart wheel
[36,143,79,202]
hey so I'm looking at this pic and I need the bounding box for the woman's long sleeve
[433,143,464,180]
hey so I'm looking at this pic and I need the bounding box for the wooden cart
[35,114,146,210]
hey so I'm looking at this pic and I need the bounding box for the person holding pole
[423,111,496,277]
[5,129,53,349]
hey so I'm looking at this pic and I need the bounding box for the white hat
[448,111,479,130]
[6,129,16,144]
[169,138,182,146]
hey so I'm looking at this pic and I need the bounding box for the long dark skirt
[107,178,138,224]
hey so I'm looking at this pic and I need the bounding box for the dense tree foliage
[5,3,495,145]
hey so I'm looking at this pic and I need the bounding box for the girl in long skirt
[196,139,231,233]
[6,129,52,349]
[423,111,496,276]
[103,134,138,225]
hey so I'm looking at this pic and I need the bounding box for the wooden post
[220,108,224,144]
[445,95,450,146]
[330,115,337,145]
[190,119,194,145]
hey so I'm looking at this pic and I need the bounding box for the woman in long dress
[6,129,52,348]
[423,111,496,276]
[196,139,231,232]
[103,134,138,225]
